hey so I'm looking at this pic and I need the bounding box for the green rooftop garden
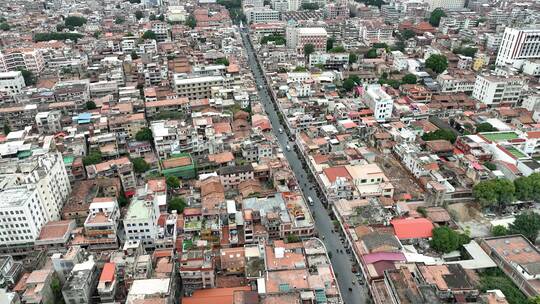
[505,146,526,159]
[481,131,519,142]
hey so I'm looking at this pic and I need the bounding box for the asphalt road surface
[240,30,368,304]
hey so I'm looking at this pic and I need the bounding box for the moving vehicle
[286,145,291,151]
[308,196,314,206]
[279,128,283,133]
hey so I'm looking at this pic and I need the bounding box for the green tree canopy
[365,48,377,58]
[429,8,447,27]
[301,2,319,10]
[33,32,83,42]
[473,179,515,209]
[215,58,230,66]
[294,66,307,72]
[168,196,187,213]
[286,234,301,243]
[401,74,417,84]
[343,78,356,91]
[115,16,125,24]
[430,226,470,253]
[491,225,508,237]
[484,162,497,171]
[166,175,180,189]
[343,75,361,91]
[3,123,11,135]
[349,53,358,64]
[476,122,496,133]
[453,46,478,57]
[400,29,415,40]
[260,34,285,45]
[135,127,153,141]
[326,37,335,51]
[425,54,448,74]
[329,45,346,53]
[0,23,10,31]
[142,30,156,40]
[185,14,196,28]
[64,16,87,28]
[83,151,102,166]
[480,269,528,304]
[17,69,36,86]
[508,212,540,242]
[514,173,540,202]
[130,50,139,60]
[421,129,456,143]
[86,100,97,110]
[50,276,64,304]
[303,44,315,57]
[132,157,150,173]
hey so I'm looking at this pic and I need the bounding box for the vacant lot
[375,154,424,200]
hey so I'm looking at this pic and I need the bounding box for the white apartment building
[121,37,137,52]
[472,74,526,106]
[243,0,264,7]
[0,153,71,247]
[84,198,120,250]
[523,60,540,76]
[245,7,280,24]
[424,0,465,10]
[173,74,226,99]
[151,22,169,42]
[437,73,475,93]
[35,111,62,134]
[391,51,408,71]
[287,27,328,54]
[288,0,300,10]
[485,33,502,51]
[308,52,349,68]
[0,49,45,74]
[123,186,160,250]
[359,21,394,45]
[363,84,394,121]
[167,6,187,22]
[0,71,25,95]
[0,187,48,246]
[496,27,540,66]
[272,0,289,11]
[151,120,180,159]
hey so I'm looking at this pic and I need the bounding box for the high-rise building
[496,27,540,66]
[0,49,45,75]
[472,73,526,106]
[0,153,71,251]
[0,71,25,96]
[286,27,328,54]
[363,84,394,121]
[424,0,465,10]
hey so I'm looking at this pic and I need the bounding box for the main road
[240,30,368,304]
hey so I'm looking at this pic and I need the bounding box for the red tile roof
[100,263,115,283]
[182,286,252,304]
[391,218,434,240]
[323,166,352,183]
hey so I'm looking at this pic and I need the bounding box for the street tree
[508,212,540,242]
[303,44,315,57]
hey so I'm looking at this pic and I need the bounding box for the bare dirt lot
[375,154,424,200]
[447,202,492,238]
